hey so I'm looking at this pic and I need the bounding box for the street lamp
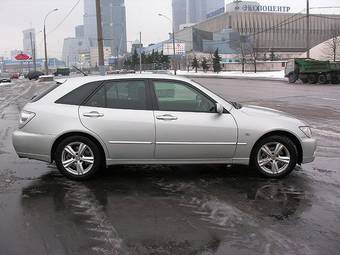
[158,13,177,75]
[43,8,58,74]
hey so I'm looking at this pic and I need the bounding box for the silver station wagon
[12,74,316,180]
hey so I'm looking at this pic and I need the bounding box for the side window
[85,80,147,110]
[153,81,216,113]
[55,81,102,105]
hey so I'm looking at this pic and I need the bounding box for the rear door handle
[156,114,178,121]
[83,111,104,118]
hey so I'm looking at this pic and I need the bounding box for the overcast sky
[0,0,339,58]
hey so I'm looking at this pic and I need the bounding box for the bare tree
[249,36,260,73]
[323,27,340,62]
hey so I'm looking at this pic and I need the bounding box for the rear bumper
[12,130,54,163]
[301,137,317,164]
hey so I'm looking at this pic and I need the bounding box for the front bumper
[301,137,317,164]
[12,130,55,163]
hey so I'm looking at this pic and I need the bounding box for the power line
[48,0,81,33]
[310,14,340,21]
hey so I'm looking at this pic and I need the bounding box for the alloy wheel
[257,142,291,175]
[61,142,94,176]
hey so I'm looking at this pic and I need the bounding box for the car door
[152,79,238,161]
[79,79,155,161]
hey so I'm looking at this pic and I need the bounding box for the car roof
[56,73,191,85]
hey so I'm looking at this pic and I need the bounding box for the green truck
[53,68,70,76]
[285,58,340,84]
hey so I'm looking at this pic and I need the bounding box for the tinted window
[31,83,60,102]
[85,80,147,110]
[55,81,102,105]
[153,81,216,113]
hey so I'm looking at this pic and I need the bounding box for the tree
[201,57,209,72]
[212,49,222,73]
[249,36,260,73]
[323,27,340,62]
[192,56,199,73]
[131,49,139,69]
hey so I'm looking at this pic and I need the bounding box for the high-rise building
[83,0,127,56]
[75,25,85,38]
[62,26,88,67]
[172,0,225,31]
[22,28,36,56]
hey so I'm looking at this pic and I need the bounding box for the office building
[172,0,225,31]
[174,0,340,58]
[83,0,127,56]
[22,28,36,56]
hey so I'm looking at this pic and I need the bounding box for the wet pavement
[0,78,340,255]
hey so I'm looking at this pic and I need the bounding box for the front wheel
[251,136,298,178]
[55,136,103,180]
[288,73,298,83]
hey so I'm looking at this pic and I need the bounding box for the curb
[179,74,286,82]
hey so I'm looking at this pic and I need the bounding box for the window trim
[150,79,224,114]
[81,79,153,111]
[55,81,104,106]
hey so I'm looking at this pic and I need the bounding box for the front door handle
[156,114,178,121]
[83,111,104,118]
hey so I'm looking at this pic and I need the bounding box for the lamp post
[158,13,177,75]
[43,8,58,75]
[306,0,310,58]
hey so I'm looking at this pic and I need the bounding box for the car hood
[236,105,306,125]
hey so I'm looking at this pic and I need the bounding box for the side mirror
[215,103,224,114]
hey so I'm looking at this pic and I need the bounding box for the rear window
[31,83,60,102]
[55,81,102,105]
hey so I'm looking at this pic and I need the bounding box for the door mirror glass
[216,103,224,114]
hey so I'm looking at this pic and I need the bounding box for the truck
[53,68,70,77]
[285,58,340,84]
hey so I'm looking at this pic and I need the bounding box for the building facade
[172,0,225,31]
[174,1,340,58]
[22,28,36,56]
[83,0,127,56]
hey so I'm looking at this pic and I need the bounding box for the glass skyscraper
[172,0,225,31]
[83,0,127,56]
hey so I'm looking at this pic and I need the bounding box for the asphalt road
[0,78,339,255]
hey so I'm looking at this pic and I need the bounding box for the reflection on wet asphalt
[1,79,340,255]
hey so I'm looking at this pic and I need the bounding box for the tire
[331,74,339,84]
[308,74,318,84]
[251,135,298,178]
[318,74,328,84]
[300,78,308,84]
[288,73,298,83]
[55,136,103,180]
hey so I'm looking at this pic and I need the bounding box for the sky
[0,0,339,59]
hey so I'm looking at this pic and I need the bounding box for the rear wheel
[318,74,328,84]
[331,74,339,84]
[251,136,298,178]
[55,136,103,180]
[308,74,318,84]
[300,78,308,84]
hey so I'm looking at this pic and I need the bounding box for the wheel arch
[51,131,108,166]
[250,130,303,164]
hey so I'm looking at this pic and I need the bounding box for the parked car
[0,78,11,83]
[10,73,20,79]
[27,71,44,80]
[12,74,316,180]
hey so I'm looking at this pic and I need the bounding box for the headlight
[19,110,35,129]
[299,126,312,138]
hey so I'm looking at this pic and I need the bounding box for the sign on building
[163,43,186,55]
